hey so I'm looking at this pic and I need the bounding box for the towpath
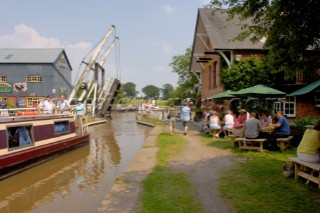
[97,120,235,212]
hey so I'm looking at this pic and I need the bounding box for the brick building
[190,8,320,119]
[0,48,72,107]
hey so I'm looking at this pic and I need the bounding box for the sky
[0,0,210,95]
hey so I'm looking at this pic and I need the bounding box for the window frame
[0,76,6,82]
[26,97,41,107]
[7,124,34,150]
[26,76,42,82]
[54,120,70,135]
[273,97,296,118]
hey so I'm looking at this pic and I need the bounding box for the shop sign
[0,83,12,93]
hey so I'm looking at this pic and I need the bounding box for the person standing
[0,99,8,116]
[75,99,85,116]
[57,95,71,115]
[39,95,55,114]
[167,104,177,134]
[180,102,191,135]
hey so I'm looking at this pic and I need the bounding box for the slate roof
[199,8,264,50]
[0,48,69,64]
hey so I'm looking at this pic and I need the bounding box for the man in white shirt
[39,95,55,114]
[57,95,70,115]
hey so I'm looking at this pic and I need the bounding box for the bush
[293,116,320,127]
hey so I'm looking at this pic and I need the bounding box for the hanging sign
[14,82,27,92]
[0,82,12,93]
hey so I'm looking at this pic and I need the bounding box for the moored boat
[0,114,90,179]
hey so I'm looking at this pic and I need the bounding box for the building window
[0,76,6,82]
[26,97,41,107]
[26,76,42,82]
[273,97,296,117]
[283,96,296,117]
[59,55,67,68]
[273,101,282,113]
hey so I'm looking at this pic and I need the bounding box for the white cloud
[162,4,175,15]
[0,24,94,83]
[0,24,61,48]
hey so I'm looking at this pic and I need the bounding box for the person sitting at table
[244,112,262,139]
[259,112,272,128]
[216,110,234,138]
[232,110,247,137]
[266,111,290,151]
[209,111,221,138]
[297,121,320,163]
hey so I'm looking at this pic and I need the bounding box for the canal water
[0,112,151,213]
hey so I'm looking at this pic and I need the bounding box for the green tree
[169,47,199,100]
[221,56,277,91]
[122,82,137,98]
[207,0,320,78]
[161,84,174,99]
[142,85,160,99]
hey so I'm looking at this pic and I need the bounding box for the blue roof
[0,48,66,64]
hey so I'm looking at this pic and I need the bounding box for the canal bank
[98,117,235,213]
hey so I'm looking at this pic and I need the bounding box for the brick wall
[200,51,265,99]
[295,97,320,119]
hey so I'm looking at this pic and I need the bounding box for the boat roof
[0,114,73,124]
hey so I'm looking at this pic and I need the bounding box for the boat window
[7,125,33,149]
[54,121,70,134]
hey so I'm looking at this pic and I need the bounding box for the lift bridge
[68,25,121,118]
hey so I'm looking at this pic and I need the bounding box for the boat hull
[0,133,90,179]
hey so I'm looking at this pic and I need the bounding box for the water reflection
[0,112,151,213]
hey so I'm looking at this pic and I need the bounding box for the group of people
[37,95,85,116]
[201,108,320,162]
[201,109,291,151]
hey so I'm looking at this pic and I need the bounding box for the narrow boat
[0,113,90,179]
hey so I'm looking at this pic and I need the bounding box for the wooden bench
[290,157,320,189]
[228,134,239,147]
[234,138,267,152]
[276,136,293,152]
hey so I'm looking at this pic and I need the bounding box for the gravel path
[97,123,236,213]
[169,130,235,213]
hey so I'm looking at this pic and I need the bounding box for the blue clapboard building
[0,48,73,107]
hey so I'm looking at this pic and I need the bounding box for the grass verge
[139,116,165,126]
[139,132,203,213]
[199,134,320,213]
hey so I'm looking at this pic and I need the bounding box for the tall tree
[161,84,174,99]
[207,0,320,78]
[122,82,137,98]
[221,56,277,91]
[142,85,160,99]
[169,47,199,99]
